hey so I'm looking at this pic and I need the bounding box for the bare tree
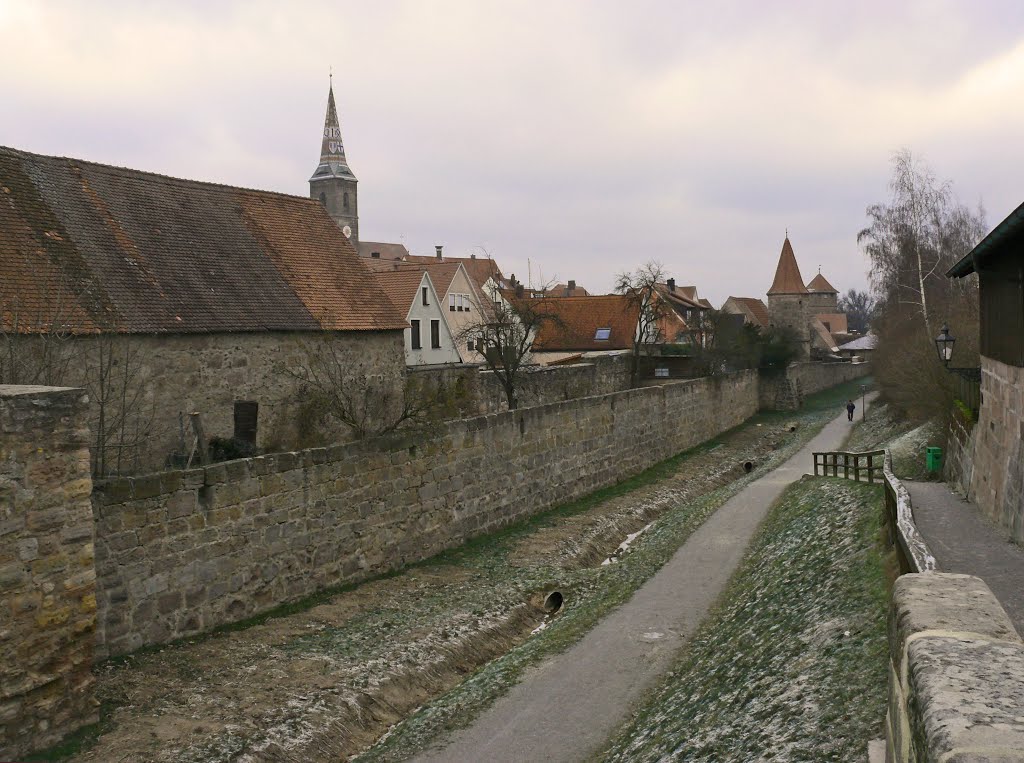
[0,276,79,386]
[83,335,156,476]
[837,289,877,334]
[286,336,464,440]
[858,150,986,337]
[615,261,671,387]
[457,291,561,410]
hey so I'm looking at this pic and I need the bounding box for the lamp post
[859,383,867,420]
[934,323,955,366]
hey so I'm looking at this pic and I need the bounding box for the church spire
[309,77,359,244]
[310,79,355,182]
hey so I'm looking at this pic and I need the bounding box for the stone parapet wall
[758,361,871,411]
[0,386,96,759]
[886,573,1024,762]
[410,354,632,415]
[967,357,1024,542]
[92,371,758,657]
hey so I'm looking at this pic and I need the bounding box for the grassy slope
[357,377,875,762]
[601,477,888,762]
[846,400,941,480]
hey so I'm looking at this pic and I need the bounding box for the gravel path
[905,480,1024,633]
[410,400,871,763]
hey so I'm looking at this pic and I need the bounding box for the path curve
[410,396,873,763]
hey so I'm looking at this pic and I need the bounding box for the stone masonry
[758,361,871,411]
[968,357,1024,542]
[91,371,759,657]
[886,573,1024,762]
[0,386,96,759]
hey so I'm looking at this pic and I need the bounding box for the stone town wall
[966,357,1024,543]
[410,353,633,415]
[886,573,1024,762]
[758,361,871,411]
[91,371,758,657]
[4,330,407,474]
[0,386,96,759]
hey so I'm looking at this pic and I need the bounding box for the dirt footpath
[67,403,844,762]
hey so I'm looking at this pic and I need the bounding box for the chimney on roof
[568,279,576,291]
[435,245,443,260]
[667,278,676,292]
[371,251,380,259]
[471,253,477,259]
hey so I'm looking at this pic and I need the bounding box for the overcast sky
[3,0,1024,305]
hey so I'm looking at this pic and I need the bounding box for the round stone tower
[767,236,810,358]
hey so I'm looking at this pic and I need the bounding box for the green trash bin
[926,446,943,473]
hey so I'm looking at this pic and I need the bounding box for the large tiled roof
[768,237,809,295]
[533,294,649,351]
[0,146,406,334]
[806,272,838,293]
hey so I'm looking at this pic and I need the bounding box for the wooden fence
[812,449,936,575]
[812,449,884,483]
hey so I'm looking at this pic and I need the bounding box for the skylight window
[594,328,612,340]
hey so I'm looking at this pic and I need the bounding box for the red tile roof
[532,295,640,351]
[806,272,838,293]
[768,237,808,295]
[0,146,406,334]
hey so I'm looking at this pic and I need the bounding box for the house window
[449,294,456,311]
[456,294,464,312]
[343,192,349,210]
[430,320,441,349]
[467,340,475,351]
[594,328,611,340]
[464,294,471,312]
[422,287,429,306]
[655,367,670,378]
[318,192,326,205]
[411,320,421,350]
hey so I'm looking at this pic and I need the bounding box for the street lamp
[934,323,955,366]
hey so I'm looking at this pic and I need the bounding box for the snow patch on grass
[600,477,889,762]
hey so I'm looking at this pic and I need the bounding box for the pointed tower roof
[310,80,356,182]
[767,237,809,295]
[806,271,838,294]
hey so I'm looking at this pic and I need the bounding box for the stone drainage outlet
[532,590,564,614]
[743,460,754,473]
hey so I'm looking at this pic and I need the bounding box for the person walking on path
[846,399,856,421]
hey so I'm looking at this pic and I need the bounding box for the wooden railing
[812,449,884,483]
[812,449,936,574]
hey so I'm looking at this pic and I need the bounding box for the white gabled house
[373,269,463,366]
